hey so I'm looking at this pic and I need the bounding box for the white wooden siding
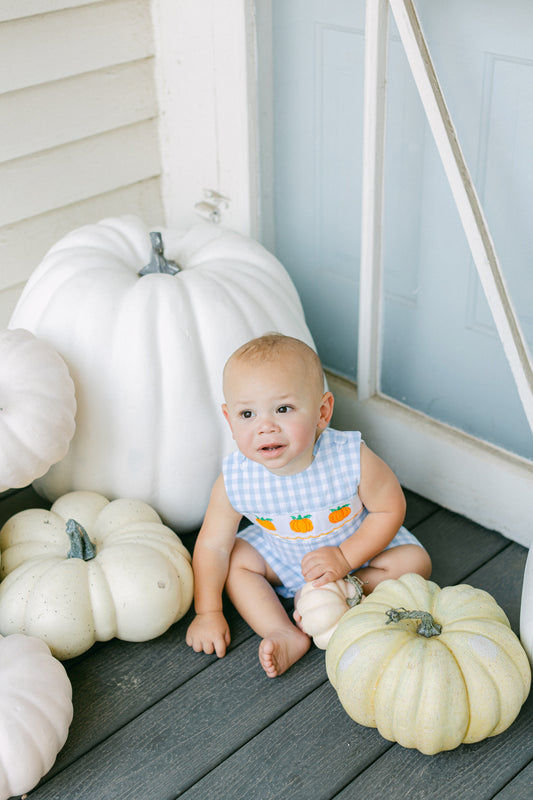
[0,1,104,23]
[0,0,153,92]
[1,61,158,163]
[0,0,163,327]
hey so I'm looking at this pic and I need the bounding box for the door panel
[381,0,533,458]
[263,0,533,459]
[269,0,366,378]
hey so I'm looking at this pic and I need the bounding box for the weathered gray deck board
[410,507,511,588]
[491,762,533,800]
[177,537,530,800]
[30,641,328,799]
[49,603,254,774]
[180,681,393,800]
[463,542,527,635]
[335,693,532,800]
[2,488,530,800]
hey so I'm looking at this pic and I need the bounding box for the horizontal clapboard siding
[1,179,163,291]
[0,0,163,327]
[0,122,161,227]
[0,0,103,23]
[1,60,158,164]
[0,0,153,93]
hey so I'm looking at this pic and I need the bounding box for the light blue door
[259,0,533,460]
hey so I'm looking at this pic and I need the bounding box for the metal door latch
[194,189,230,223]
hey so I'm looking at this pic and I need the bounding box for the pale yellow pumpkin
[295,575,363,649]
[0,491,194,659]
[326,573,531,755]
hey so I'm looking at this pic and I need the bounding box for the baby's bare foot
[259,628,310,678]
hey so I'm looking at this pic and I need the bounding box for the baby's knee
[227,538,282,591]
[402,544,432,579]
[227,538,270,578]
[372,543,431,580]
[227,539,255,583]
[228,537,251,568]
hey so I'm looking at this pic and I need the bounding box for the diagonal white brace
[388,0,533,433]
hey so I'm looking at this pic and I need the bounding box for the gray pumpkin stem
[138,232,181,276]
[385,607,442,638]
[66,519,96,561]
[344,573,367,608]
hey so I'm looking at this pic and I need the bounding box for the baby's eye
[276,405,292,414]
[240,410,254,419]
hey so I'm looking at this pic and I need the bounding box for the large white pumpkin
[9,216,316,531]
[0,328,76,491]
[0,490,194,659]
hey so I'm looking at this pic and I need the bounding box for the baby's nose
[258,414,280,432]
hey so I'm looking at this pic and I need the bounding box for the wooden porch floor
[2,486,531,800]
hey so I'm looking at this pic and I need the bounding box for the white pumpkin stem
[66,519,96,561]
[385,607,442,638]
[138,232,181,276]
[345,574,367,608]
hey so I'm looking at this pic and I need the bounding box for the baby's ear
[221,404,234,433]
[318,391,334,429]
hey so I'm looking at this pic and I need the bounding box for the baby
[186,333,431,677]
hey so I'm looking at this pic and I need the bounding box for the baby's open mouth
[260,445,283,452]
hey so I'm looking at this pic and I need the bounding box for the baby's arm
[301,443,406,587]
[186,474,242,657]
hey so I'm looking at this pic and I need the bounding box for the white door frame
[354,0,533,546]
[151,0,260,238]
[359,0,533,425]
[153,0,533,546]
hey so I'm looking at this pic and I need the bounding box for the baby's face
[222,353,331,475]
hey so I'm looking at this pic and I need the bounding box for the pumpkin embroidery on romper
[289,514,314,533]
[328,505,351,524]
[256,517,276,531]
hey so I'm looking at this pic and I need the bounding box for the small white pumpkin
[295,575,364,649]
[0,328,76,492]
[326,573,531,755]
[0,633,73,800]
[0,490,194,659]
[9,216,317,531]
[520,545,533,666]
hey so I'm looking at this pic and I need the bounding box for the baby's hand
[301,546,351,588]
[186,611,231,658]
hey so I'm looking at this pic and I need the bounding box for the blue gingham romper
[222,428,424,597]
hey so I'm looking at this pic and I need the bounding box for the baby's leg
[225,539,310,677]
[355,543,431,593]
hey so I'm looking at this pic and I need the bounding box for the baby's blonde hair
[224,333,325,394]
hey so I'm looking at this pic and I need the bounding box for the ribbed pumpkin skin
[0,633,72,800]
[326,573,531,755]
[296,579,357,649]
[0,328,76,491]
[9,216,316,531]
[0,491,194,659]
